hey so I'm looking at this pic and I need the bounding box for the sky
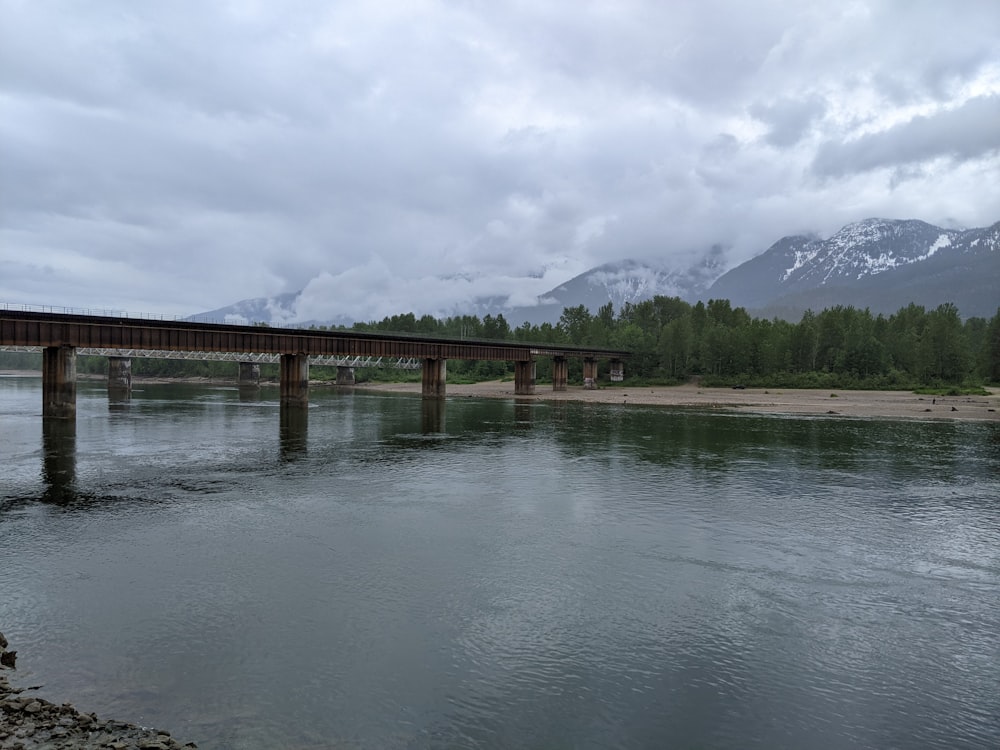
[2,0,999,322]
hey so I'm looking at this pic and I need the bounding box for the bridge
[1,309,629,419]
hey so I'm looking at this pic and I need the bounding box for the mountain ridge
[709,218,999,318]
[189,218,999,326]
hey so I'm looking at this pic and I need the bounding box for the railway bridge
[1,309,629,419]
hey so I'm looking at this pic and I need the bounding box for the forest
[347,299,1000,390]
[2,298,998,390]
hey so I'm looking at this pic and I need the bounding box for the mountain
[189,218,998,327]
[187,291,299,325]
[186,254,724,327]
[187,292,357,328]
[502,249,726,325]
[707,218,999,319]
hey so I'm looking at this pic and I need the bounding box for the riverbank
[356,380,1000,422]
[0,635,195,750]
[3,371,998,421]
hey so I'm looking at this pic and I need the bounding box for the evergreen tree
[982,308,1000,383]
[919,303,967,383]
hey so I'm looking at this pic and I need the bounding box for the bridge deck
[1,310,628,363]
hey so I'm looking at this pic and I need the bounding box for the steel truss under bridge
[0,346,423,370]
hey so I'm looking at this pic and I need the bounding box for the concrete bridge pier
[610,358,624,382]
[280,354,310,407]
[514,360,536,395]
[422,358,447,399]
[583,357,598,389]
[107,356,132,401]
[238,362,261,402]
[552,356,568,391]
[43,346,77,419]
[336,366,356,386]
[239,361,261,388]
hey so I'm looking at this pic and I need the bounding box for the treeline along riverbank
[346,298,1000,389]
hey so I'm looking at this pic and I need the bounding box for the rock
[0,632,7,649]
[0,651,16,669]
[0,637,196,750]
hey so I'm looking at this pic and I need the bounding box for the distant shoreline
[355,380,1000,423]
[3,371,998,422]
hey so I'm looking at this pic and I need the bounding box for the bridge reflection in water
[32,390,521,504]
[421,399,446,434]
[279,405,309,462]
[4,309,627,495]
[41,417,76,504]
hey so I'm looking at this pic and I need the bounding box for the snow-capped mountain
[788,219,958,285]
[189,218,998,328]
[570,251,723,307]
[188,292,285,325]
[708,219,999,318]
[186,291,347,327]
[502,251,725,325]
[186,254,723,327]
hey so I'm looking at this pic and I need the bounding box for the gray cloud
[750,97,827,147]
[1,1,999,319]
[812,95,1000,178]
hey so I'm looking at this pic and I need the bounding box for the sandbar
[356,381,1000,422]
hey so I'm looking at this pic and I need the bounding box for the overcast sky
[2,0,999,321]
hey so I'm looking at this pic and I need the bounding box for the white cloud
[1,0,998,317]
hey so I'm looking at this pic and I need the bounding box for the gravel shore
[3,371,998,421]
[355,380,1000,422]
[0,635,195,750]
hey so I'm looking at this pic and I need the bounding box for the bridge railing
[2,301,342,332]
[0,346,423,370]
[0,301,186,322]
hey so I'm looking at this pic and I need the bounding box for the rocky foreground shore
[0,634,194,750]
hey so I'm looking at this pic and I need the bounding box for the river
[1,377,999,749]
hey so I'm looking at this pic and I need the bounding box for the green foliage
[0,351,42,370]
[353,368,421,384]
[983,307,1000,384]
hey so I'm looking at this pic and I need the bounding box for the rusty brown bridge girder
[2,310,629,412]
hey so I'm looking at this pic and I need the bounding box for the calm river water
[1,377,999,749]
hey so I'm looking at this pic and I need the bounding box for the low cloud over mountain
[192,217,999,326]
